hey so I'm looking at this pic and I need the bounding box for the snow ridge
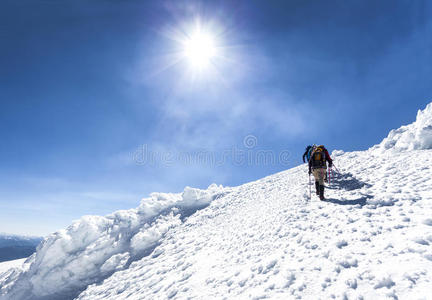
[372,102,432,152]
[0,184,226,300]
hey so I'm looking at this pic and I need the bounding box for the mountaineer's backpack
[310,145,326,168]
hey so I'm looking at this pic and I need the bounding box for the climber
[308,145,332,200]
[304,144,328,182]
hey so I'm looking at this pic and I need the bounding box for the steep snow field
[76,149,432,300]
[1,103,431,300]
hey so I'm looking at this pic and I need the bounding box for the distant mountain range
[0,233,43,262]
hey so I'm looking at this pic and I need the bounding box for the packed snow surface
[1,103,432,300]
[0,259,25,274]
[75,149,432,300]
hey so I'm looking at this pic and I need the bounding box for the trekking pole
[309,172,311,201]
[332,164,341,174]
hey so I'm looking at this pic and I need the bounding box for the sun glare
[183,30,217,70]
[160,19,230,80]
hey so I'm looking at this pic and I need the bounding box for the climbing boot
[319,185,325,200]
[315,181,320,195]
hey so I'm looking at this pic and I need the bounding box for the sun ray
[153,17,240,83]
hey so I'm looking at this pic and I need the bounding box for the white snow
[371,102,432,152]
[1,102,432,300]
[73,147,432,300]
[0,184,226,300]
[0,259,26,274]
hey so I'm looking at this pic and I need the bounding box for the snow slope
[0,259,25,275]
[76,149,432,300]
[1,103,432,300]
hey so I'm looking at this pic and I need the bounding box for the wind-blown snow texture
[372,102,432,152]
[1,103,432,300]
[0,185,227,300]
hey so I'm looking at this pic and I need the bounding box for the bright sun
[161,19,228,79]
[183,30,217,70]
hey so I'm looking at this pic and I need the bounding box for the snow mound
[371,102,432,152]
[0,184,226,300]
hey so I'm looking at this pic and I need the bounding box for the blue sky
[1,0,431,236]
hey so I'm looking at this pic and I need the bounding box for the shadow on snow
[327,171,372,191]
[324,170,373,206]
[323,194,373,206]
